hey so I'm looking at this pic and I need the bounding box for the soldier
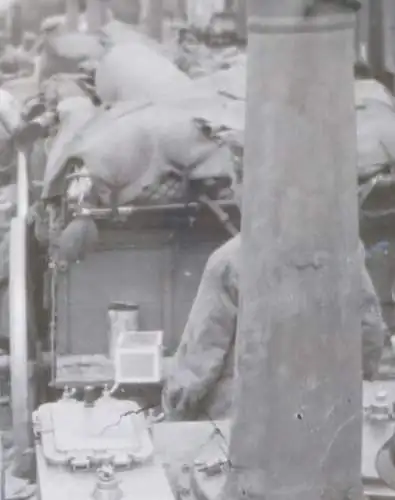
[162,135,387,421]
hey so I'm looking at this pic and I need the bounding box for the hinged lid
[33,395,153,469]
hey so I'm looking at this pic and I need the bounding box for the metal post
[10,151,30,462]
[16,152,28,220]
[221,2,363,500]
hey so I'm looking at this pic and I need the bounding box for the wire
[96,404,160,436]
[195,410,232,473]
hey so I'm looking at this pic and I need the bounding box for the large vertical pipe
[10,152,30,467]
[221,2,363,500]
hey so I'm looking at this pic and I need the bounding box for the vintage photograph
[0,0,391,499]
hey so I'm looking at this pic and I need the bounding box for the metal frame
[9,151,30,455]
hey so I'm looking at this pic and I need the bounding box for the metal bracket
[304,0,361,17]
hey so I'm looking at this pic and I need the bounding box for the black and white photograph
[0,0,391,499]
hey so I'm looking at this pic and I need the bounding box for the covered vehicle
[37,93,236,272]
[24,46,240,388]
[37,31,105,82]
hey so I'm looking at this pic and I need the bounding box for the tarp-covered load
[35,41,248,212]
[100,20,170,57]
[94,42,194,105]
[0,44,35,78]
[38,32,105,82]
[191,59,395,181]
[2,76,39,103]
[37,19,174,85]
[42,96,235,205]
[193,53,246,99]
[40,72,89,105]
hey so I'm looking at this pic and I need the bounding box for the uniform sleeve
[359,243,386,380]
[162,249,237,420]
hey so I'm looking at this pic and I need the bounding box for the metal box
[114,330,163,384]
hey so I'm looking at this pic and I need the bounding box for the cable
[96,403,160,436]
[199,410,231,470]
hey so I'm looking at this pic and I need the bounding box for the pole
[221,2,363,500]
[10,151,30,470]
[145,0,163,41]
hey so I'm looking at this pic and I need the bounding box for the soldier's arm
[359,243,386,380]
[162,242,238,420]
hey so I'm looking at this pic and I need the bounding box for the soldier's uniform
[162,235,386,421]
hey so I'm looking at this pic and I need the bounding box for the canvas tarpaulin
[99,20,171,57]
[42,96,235,204]
[94,42,194,105]
[40,73,89,106]
[37,18,174,84]
[38,32,105,82]
[195,62,395,180]
[37,92,237,267]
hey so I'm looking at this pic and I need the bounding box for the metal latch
[364,389,395,423]
[69,455,92,471]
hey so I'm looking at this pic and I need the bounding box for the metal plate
[36,443,175,500]
[33,396,154,468]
